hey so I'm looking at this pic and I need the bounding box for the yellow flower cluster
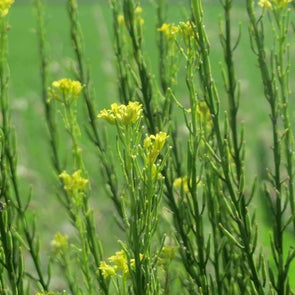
[197,101,211,120]
[134,6,142,14]
[158,21,196,41]
[117,6,143,27]
[0,0,14,17]
[179,21,196,39]
[59,170,88,194]
[258,0,273,8]
[108,250,129,276]
[173,176,201,193]
[151,163,163,180]
[50,232,69,255]
[99,261,117,278]
[98,250,143,279]
[144,132,169,163]
[158,23,180,39]
[196,101,212,133]
[258,0,291,8]
[158,246,178,266]
[117,14,125,25]
[50,78,83,102]
[134,6,144,25]
[97,101,142,126]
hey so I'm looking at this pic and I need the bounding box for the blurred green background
[7,0,295,288]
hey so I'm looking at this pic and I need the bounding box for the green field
[7,0,294,243]
[5,0,295,292]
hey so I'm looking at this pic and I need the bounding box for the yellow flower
[130,254,144,268]
[173,176,201,193]
[259,0,291,8]
[101,249,144,278]
[97,108,116,125]
[144,132,169,163]
[134,6,144,26]
[134,6,142,14]
[59,170,88,194]
[143,136,152,148]
[158,246,178,266]
[51,232,68,255]
[153,132,169,151]
[110,102,120,115]
[196,101,212,133]
[272,0,291,8]
[179,21,195,39]
[158,23,170,37]
[0,0,14,17]
[51,78,83,101]
[173,177,190,193]
[108,250,129,276]
[151,164,162,180]
[258,0,273,8]
[197,101,210,119]
[171,25,180,36]
[97,101,142,126]
[117,14,125,25]
[158,23,179,39]
[121,101,142,125]
[98,261,117,279]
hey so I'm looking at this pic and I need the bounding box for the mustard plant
[0,1,52,293]
[48,78,108,295]
[66,0,122,221]
[34,0,61,174]
[6,0,295,293]
[98,101,169,294]
[247,0,295,292]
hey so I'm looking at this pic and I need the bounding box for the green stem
[191,0,264,293]
[246,0,285,292]
[0,15,49,292]
[222,0,241,181]
[35,0,61,174]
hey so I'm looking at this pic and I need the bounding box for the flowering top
[59,170,88,194]
[0,0,14,17]
[98,249,143,279]
[50,232,69,255]
[197,101,211,120]
[258,0,291,8]
[97,101,142,126]
[157,246,178,266]
[108,250,129,276]
[144,131,169,163]
[179,21,196,38]
[134,6,142,14]
[134,5,144,26]
[173,176,189,193]
[173,176,201,194]
[196,101,212,134]
[49,79,83,103]
[258,0,273,8]
[158,21,196,42]
[117,14,125,25]
[158,23,180,39]
[99,261,117,279]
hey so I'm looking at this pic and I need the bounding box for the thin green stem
[191,0,264,293]
[221,0,241,181]
[246,0,287,293]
